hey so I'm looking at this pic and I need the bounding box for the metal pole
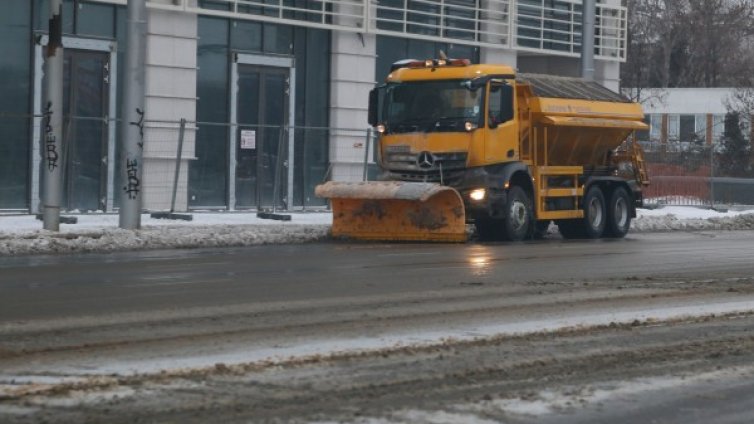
[710,144,715,207]
[119,0,147,229]
[362,128,372,181]
[580,0,596,81]
[169,119,187,213]
[271,127,286,213]
[42,0,64,231]
[302,128,308,211]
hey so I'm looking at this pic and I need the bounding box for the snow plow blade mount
[315,181,467,242]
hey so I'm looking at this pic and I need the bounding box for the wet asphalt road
[1,230,754,322]
[2,230,754,423]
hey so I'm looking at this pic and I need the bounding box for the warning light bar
[390,58,471,72]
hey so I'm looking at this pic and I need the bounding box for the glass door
[62,49,110,212]
[235,65,289,209]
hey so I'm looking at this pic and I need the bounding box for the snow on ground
[0,212,332,256]
[633,206,754,232]
[0,206,753,256]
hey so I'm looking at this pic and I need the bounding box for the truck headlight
[469,188,486,201]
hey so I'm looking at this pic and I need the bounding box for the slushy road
[1,230,754,423]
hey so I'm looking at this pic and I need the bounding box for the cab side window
[489,81,514,128]
[488,84,503,128]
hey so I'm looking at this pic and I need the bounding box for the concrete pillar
[516,56,580,77]
[595,60,620,92]
[479,0,511,49]
[480,47,517,67]
[141,6,197,211]
[329,29,377,182]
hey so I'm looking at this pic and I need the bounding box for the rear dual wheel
[558,186,632,239]
[605,187,632,238]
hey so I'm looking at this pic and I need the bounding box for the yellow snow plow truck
[316,59,649,242]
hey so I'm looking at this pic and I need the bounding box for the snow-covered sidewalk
[0,206,753,256]
[0,212,332,256]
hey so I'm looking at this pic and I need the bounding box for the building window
[679,114,696,143]
[694,114,707,143]
[712,114,725,143]
[375,36,480,82]
[635,114,650,142]
[667,114,680,142]
[649,114,661,142]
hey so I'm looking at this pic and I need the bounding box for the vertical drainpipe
[581,0,596,81]
[42,0,64,231]
[119,0,148,229]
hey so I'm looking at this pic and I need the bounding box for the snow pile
[632,207,754,232]
[0,225,330,256]
[0,213,332,256]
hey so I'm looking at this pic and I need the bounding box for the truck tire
[583,186,607,238]
[502,186,533,241]
[557,186,606,239]
[605,187,632,238]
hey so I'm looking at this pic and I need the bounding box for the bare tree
[680,0,754,87]
[622,0,754,90]
[623,0,687,91]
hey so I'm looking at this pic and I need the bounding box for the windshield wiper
[388,116,476,133]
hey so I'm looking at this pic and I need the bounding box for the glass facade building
[0,0,627,212]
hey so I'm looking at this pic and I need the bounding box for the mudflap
[315,181,467,242]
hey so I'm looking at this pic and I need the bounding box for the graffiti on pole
[43,101,59,172]
[130,107,145,149]
[123,159,140,199]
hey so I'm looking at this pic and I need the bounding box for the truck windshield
[383,80,482,133]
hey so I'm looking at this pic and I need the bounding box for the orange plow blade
[315,181,467,242]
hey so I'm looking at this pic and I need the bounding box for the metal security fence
[9,112,753,214]
[640,141,754,207]
[186,121,373,212]
[0,113,378,214]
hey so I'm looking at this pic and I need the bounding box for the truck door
[485,80,518,164]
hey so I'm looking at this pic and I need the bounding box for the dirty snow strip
[11,296,752,378]
[0,211,333,234]
[1,207,754,256]
[459,365,754,419]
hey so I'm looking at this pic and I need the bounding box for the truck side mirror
[500,84,514,123]
[368,88,379,127]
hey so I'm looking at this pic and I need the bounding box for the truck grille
[384,151,468,185]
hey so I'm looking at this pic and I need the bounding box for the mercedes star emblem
[416,151,435,169]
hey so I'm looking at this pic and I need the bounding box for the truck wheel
[502,186,533,241]
[605,187,632,238]
[557,186,606,239]
[583,186,606,238]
